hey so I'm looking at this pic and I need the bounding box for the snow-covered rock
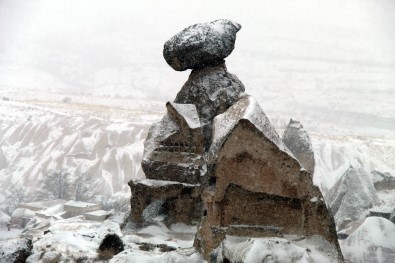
[282,118,315,175]
[325,167,379,229]
[163,19,241,71]
[207,95,286,169]
[0,238,32,263]
[340,217,395,263]
[26,218,122,262]
[390,210,395,224]
[371,170,395,191]
[174,63,245,127]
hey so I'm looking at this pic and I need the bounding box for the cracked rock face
[163,19,241,71]
[282,119,315,175]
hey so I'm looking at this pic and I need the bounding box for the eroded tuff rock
[129,179,202,226]
[282,118,315,175]
[163,19,241,71]
[130,19,342,262]
[0,238,32,263]
[325,167,379,229]
[194,96,341,260]
[371,170,395,191]
[175,63,245,148]
[141,102,205,184]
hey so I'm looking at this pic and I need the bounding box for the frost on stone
[141,101,205,183]
[163,19,241,71]
[325,167,379,229]
[207,95,285,167]
[166,102,201,129]
[142,114,178,161]
[142,198,165,222]
[371,169,395,191]
[282,118,315,175]
[174,63,245,126]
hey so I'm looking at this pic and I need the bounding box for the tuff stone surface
[175,63,245,149]
[282,119,315,175]
[163,19,241,71]
[128,179,202,226]
[141,103,205,184]
[130,19,343,262]
[325,167,379,229]
[194,99,341,260]
[371,170,395,191]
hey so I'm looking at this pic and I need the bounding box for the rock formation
[282,118,315,175]
[390,210,395,224]
[129,19,343,261]
[163,19,241,71]
[371,170,395,191]
[325,167,379,230]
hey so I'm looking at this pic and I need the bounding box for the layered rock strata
[129,19,343,261]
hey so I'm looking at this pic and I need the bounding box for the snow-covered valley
[0,90,394,262]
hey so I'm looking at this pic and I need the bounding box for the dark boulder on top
[163,19,241,71]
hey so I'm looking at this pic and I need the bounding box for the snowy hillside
[0,91,164,203]
[1,90,393,203]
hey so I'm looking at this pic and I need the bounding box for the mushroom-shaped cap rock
[163,19,241,71]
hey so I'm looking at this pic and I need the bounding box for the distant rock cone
[129,19,343,262]
[282,118,315,175]
[325,167,379,229]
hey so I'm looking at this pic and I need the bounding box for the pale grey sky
[0,0,394,135]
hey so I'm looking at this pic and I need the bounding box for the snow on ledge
[134,178,200,188]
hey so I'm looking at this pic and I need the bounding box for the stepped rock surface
[282,118,315,175]
[163,19,241,71]
[325,167,379,229]
[130,19,343,262]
